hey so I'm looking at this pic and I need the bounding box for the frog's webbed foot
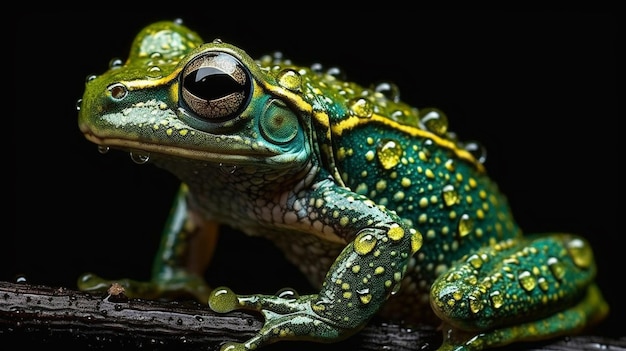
[208,287,354,351]
[437,284,609,351]
[77,271,211,302]
[431,234,609,351]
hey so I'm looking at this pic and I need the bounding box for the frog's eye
[180,52,252,121]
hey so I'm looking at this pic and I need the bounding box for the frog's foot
[77,272,211,302]
[437,284,609,351]
[208,286,355,351]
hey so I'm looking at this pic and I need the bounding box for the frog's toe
[209,287,351,349]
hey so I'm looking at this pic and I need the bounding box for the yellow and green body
[77,20,608,351]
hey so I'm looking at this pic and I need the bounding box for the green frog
[76,19,609,351]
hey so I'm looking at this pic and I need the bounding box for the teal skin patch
[77,20,609,351]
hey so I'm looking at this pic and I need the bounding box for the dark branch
[0,281,623,351]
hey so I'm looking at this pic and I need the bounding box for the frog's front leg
[431,234,609,351]
[208,180,422,351]
[78,184,215,301]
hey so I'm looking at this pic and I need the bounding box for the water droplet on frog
[374,81,401,103]
[377,139,403,169]
[419,108,448,136]
[354,232,377,255]
[219,163,238,174]
[212,38,223,44]
[547,257,565,281]
[130,152,150,164]
[276,287,299,300]
[442,184,459,207]
[463,141,487,164]
[98,145,110,154]
[489,291,503,309]
[566,237,593,269]
[325,66,345,80]
[277,69,302,92]
[85,74,97,83]
[76,99,82,111]
[457,213,474,237]
[310,62,324,74]
[420,138,434,160]
[517,270,537,292]
[357,288,372,304]
[109,58,123,69]
[146,66,162,79]
[390,281,402,296]
[174,18,183,25]
[349,97,373,119]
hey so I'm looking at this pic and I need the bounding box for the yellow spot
[393,191,405,201]
[365,150,375,161]
[411,229,423,253]
[179,129,189,136]
[352,265,361,273]
[374,267,385,275]
[419,197,429,208]
[376,179,387,191]
[340,216,350,226]
[425,169,435,179]
[341,282,350,290]
[445,159,455,172]
[401,177,411,187]
[418,151,428,161]
[469,178,477,188]
[418,213,428,223]
[476,209,485,219]
[359,293,373,304]
[387,225,405,241]
[166,128,173,136]
[315,198,324,208]
[343,291,353,299]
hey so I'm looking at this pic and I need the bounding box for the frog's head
[78,20,320,180]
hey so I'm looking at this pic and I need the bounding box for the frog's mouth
[79,115,284,168]
[83,131,278,163]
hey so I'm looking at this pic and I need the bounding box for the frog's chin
[82,132,279,165]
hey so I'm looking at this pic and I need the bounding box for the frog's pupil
[184,68,243,100]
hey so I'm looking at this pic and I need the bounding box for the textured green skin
[77,20,608,351]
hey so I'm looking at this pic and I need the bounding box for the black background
[10,12,618,338]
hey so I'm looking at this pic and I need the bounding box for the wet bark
[0,281,623,351]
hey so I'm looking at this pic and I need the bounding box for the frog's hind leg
[430,234,609,351]
[78,184,217,302]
